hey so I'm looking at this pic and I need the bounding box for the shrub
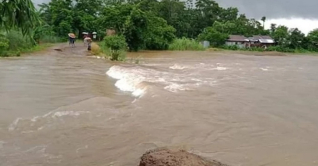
[33,25,64,43]
[91,43,102,55]
[198,27,228,47]
[247,47,264,52]
[267,46,294,53]
[103,35,127,61]
[0,34,9,57]
[221,45,239,50]
[169,38,205,51]
[5,31,34,51]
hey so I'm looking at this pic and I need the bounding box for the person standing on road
[68,33,76,47]
[84,36,92,51]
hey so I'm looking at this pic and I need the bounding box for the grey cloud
[214,0,318,19]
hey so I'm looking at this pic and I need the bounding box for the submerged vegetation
[1,0,318,58]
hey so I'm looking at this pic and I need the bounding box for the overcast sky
[32,0,318,34]
[214,0,318,19]
[32,0,318,19]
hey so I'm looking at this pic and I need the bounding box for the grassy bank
[1,43,56,57]
[213,45,318,55]
[0,30,64,57]
[169,38,205,51]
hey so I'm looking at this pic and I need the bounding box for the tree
[98,4,133,34]
[261,16,266,29]
[288,28,306,49]
[219,7,238,22]
[307,29,318,51]
[270,23,277,34]
[73,0,103,37]
[198,27,228,47]
[144,14,176,50]
[195,0,222,31]
[0,0,40,36]
[271,25,289,47]
[123,7,149,51]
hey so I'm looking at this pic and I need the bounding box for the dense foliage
[0,0,40,35]
[35,0,318,53]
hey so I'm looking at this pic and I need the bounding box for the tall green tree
[198,27,228,47]
[0,0,40,35]
[307,29,318,51]
[271,25,289,47]
[261,16,266,29]
[288,28,306,49]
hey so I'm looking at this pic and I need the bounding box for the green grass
[20,43,54,53]
[168,38,206,51]
[0,30,64,57]
[0,43,54,57]
[39,35,65,43]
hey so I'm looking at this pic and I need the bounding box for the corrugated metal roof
[227,35,249,42]
[227,35,275,43]
[259,39,275,44]
[251,35,273,40]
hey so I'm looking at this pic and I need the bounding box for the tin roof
[227,35,275,43]
[251,35,275,43]
[227,35,249,42]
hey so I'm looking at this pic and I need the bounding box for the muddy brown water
[0,46,318,166]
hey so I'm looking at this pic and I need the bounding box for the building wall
[225,41,246,48]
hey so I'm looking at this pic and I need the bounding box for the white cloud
[264,18,318,35]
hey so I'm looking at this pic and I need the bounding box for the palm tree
[0,0,40,36]
[261,16,266,29]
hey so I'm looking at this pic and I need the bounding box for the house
[225,35,249,48]
[248,35,275,48]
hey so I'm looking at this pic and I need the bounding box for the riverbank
[206,48,318,56]
[0,43,57,57]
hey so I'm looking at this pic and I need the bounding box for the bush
[103,35,127,61]
[267,46,294,53]
[247,47,264,52]
[0,34,9,57]
[40,35,64,43]
[169,38,205,51]
[91,42,102,55]
[5,30,34,51]
[33,25,64,43]
[198,27,228,47]
[221,45,239,50]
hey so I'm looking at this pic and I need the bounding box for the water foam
[106,64,222,95]
[106,66,147,97]
[8,111,89,132]
[169,64,189,70]
[212,67,227,71]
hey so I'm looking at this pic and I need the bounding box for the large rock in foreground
[139,148,228,166]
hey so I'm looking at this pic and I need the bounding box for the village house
[225,35,249,48]
[248,35,275,48]
[226,35,275,49]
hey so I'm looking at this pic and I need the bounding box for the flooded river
[0,47,318,166]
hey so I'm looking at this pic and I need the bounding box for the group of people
[68,33,92,50]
